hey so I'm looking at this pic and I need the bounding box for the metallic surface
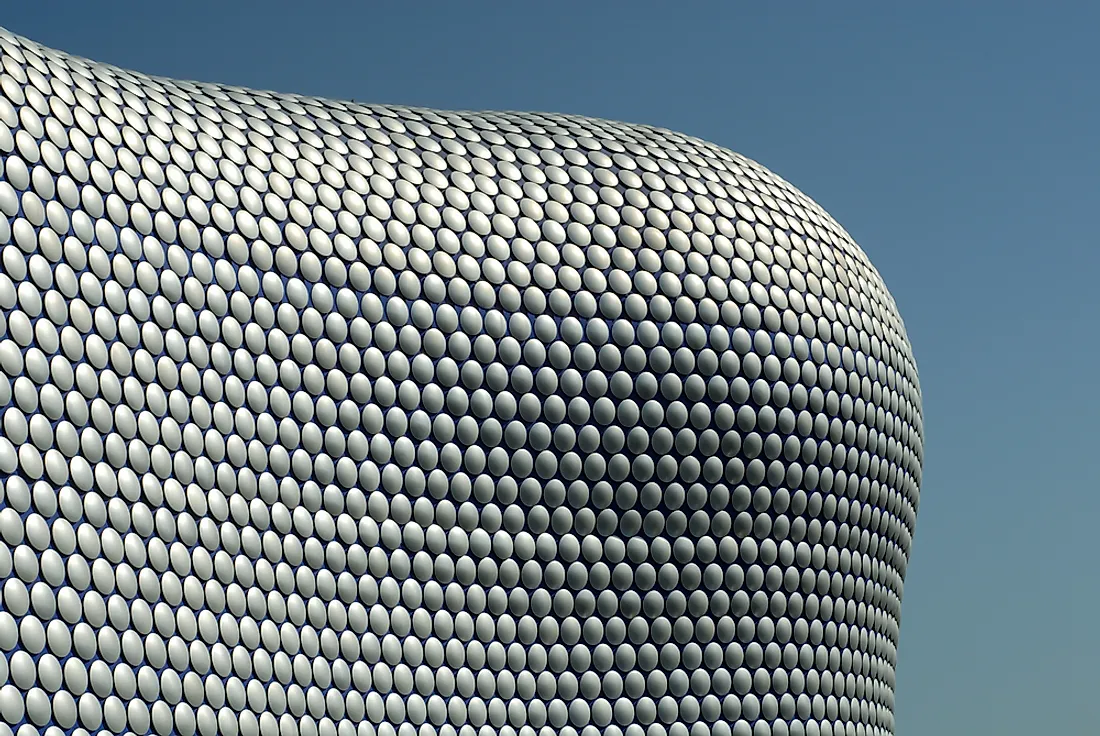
[0,27,923,736]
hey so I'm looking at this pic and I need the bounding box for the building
[0,27,923,736]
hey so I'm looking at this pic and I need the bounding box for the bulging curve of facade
[0,27,923,736]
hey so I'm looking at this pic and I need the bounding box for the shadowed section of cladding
[0,26,922,736]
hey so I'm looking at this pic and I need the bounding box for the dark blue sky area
[4,2,1099,734]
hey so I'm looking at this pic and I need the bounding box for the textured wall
[0,26,923,736]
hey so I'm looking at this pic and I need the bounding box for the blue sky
[5,1,1099,733]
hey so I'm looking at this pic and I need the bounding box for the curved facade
[0,27,923,736]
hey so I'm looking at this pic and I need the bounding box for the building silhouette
[0,27,923,736]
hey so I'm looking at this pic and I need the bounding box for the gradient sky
[4,2,1099,733]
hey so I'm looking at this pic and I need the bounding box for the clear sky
[4,1,1098,733]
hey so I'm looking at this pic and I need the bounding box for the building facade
[0,28,923,736]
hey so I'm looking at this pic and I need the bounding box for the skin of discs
[0,25,922,736]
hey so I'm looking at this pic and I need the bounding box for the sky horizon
[2,2,1099,734]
